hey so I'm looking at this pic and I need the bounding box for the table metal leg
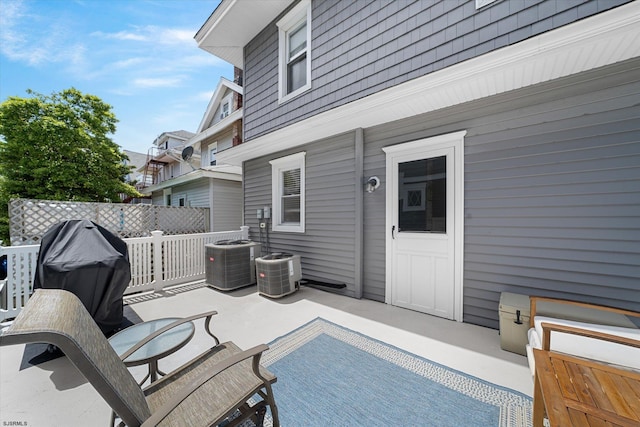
[149,359,159,383]
[134,360,165,386]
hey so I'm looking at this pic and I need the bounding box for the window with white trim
[220,102,229,119]
[270,152,305,232]
[277,0,311,102]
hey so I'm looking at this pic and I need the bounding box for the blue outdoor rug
[259,318,532,427]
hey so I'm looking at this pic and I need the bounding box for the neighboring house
[195,0,640,329]
[186,71,244,169]
[141,130,197,187]
[139,84,244,231]
[121,150,151,204]
[123,150,148,184]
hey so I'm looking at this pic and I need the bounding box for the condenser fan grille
[205,241,259,290]
[256,253,301,298]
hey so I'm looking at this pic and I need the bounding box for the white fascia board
[140,166,242,195]
[218,2,640,166]
[200,164,243,181]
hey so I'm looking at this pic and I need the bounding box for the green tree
[0,88,141,243]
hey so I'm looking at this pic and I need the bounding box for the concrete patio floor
[0,282,532,426]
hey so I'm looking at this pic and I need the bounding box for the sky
[0,0,231,155]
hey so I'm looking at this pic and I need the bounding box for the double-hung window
[270,152,305,232]
[277,0,311,102]
[220,102,229,119]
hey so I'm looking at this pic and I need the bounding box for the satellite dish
[181,146,194,161]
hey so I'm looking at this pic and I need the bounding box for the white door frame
[383,130,465,322]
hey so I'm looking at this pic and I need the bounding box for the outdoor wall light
[365,176,380,193]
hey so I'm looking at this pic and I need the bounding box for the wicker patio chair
[0,289,279,427]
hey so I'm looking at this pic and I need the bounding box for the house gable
[186,76,244,168]
[196,78,243,132]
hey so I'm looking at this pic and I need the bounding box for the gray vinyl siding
[152,193,164,205]
[149,179,241,230]
[217,129,234,152]
[241,62,640,327]
[171,181,209,208]
[244,132,358,296]
[461,88,640,328]
[211,179,242,231]
[243,0,630,141]
[203,129,234,166]
[360,60,640,328]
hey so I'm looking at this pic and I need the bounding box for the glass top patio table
[108,317,195,383]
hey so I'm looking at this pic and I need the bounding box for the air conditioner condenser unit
[205,240,260,291]
[255,253,301,298]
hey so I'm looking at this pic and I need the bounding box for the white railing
[0,245,38,323]
[0,226,249,322]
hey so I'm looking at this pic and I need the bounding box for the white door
[383,131,465,321]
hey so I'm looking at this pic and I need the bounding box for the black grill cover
[33,220,131,333]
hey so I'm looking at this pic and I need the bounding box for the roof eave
[195,0,293,69]
[140,167,242,195]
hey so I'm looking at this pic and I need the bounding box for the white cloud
[133,77,184,88]
[91,30,148,42]
[0,0,85,67]
[0,0,25,45]
[84,24,222,90]
[195,90,215,102]
[111,57,148,69]
[0,2,207,77]
[92,25,194,47]
[158,28,194,45]
[177,54,224,68]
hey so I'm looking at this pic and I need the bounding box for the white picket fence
[0,227,249,322]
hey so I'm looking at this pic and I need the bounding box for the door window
[398,156,446,233]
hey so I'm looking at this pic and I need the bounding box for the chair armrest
[140,344,269,427]
[119,310,219,361]
[541,321,640,351]
[529,296,639,329]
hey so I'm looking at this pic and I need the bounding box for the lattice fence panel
[8,198,209,246]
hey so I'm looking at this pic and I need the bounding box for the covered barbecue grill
[33,220,131,334]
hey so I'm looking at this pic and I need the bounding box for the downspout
[354,128,364,299]
[242,161,247,237]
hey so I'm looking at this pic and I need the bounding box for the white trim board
[218,2,640,166]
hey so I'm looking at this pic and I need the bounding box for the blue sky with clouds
[0,0,230,155]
